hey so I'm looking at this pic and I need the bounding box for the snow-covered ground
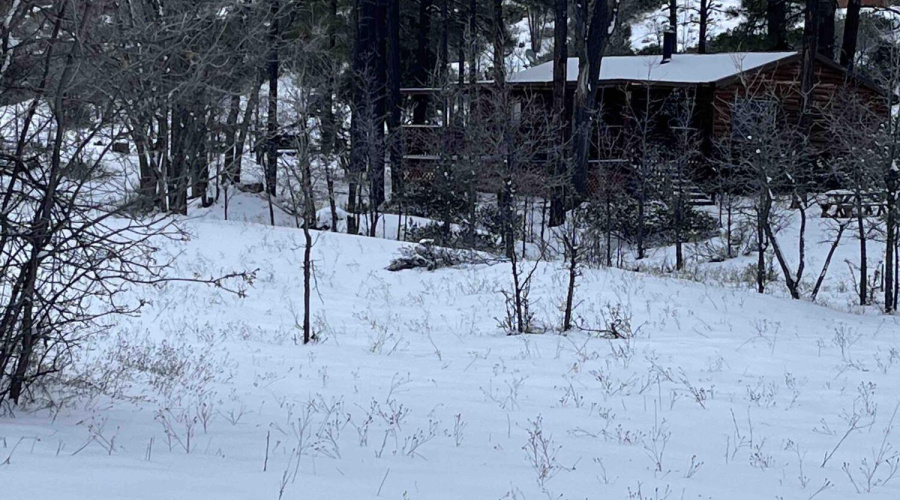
[3,193,900,499]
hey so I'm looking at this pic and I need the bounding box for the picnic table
[818,190,886,218]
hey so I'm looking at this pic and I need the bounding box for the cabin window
[510,101,522,124]
[731,97,777,140]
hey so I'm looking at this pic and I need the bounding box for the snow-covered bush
[387,240,475,272]
[404,221,500,253]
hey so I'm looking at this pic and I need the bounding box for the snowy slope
[2,204,900,499]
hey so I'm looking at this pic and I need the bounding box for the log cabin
[400,46,890,202]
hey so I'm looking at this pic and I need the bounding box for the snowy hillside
[3,1,900,499]
[3,200,900,500]
[630,0,745,51]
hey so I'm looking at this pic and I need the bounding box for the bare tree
[559,205,586,332]
[723,93,808,297]
[0,2,253,403]
[863,24,900,312]
[721,89,849,301]
[283,72,322,346]
[828,91,887,305]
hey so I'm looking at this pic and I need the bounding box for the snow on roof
[507,52,798,85]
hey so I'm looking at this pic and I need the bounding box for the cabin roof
[507,52,798,85]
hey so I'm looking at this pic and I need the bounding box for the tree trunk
[235,78,262,185]
[767,0,788,50]
[492,0,504,84]
[9,6,86,401]
[200,110,212,206]
[0,0,23,82]
[441,0,449,81]
[169,104,188,215]
[800,0,819,132]
[387,0,403,199]
[675,199,684,271]
[572,0,613,198]
[9,115,68,402]
[604,185,613,265]
[322,0,341,232]
[191,106,210,206]
[300,143,315,345]
[462,0,478,247]
[468,0,477,86]
[370,0,387,220]
[886,170,897,313]
[132,124,157,204]
[224,94,241,183]
[413,0,433,124]
[812,223,848,301]
[266,0,280,198]
[840,0,861,68]
[765,208,803,300]
[757,198,767,293]
[563,232,578,331]
[636,188,646,259]
[698,0,708,54]
[349,0,375,235]
[322,0,339,157]
[494,0,514,259]
[817,0,835,60]
[458,32,466,87]
[549,0,568,227]
[156,112,169,212]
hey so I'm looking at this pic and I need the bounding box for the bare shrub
[523,415,568,487]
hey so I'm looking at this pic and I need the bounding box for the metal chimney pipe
[662,30,676,64]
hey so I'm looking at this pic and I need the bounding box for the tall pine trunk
[698,0,708,54]
[324,0,339,231]
[549,0,568,227]
[169,103,188,215]
[235,79,262,185]
[224,94,241,183]
[800,0,819,133]
[266,0,280,198]
[387,0,403,199]
[412,0,433,124]
[441,0,449,82]
[817,0,836,60]
[468,0,477,86]
[767,0,788,50]
[493,0,514,258]
[349,0,376,235]
[840,0,861,68]
[572,0,614,198]
[369,0,387,226]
